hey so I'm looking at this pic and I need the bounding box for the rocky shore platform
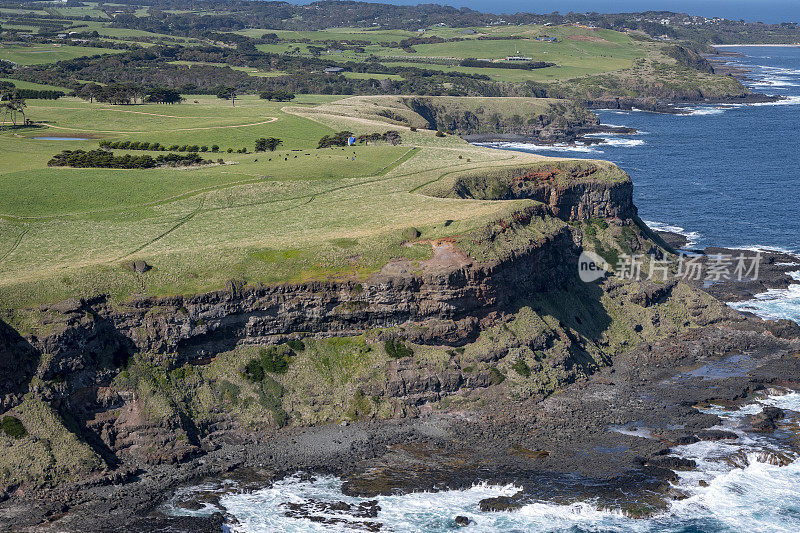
[7,288,798,532]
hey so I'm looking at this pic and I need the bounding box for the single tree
[255,137,282,152]
[216,86,237,106]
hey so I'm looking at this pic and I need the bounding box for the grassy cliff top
[0,94,622,310]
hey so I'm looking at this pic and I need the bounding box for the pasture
[0,94,562,310]
[0,44,122,65]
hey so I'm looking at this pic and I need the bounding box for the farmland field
[0,94,564,309]
[0,44,122,65]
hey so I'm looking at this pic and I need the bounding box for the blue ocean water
[480,46,800,323]
[482,46,800,253]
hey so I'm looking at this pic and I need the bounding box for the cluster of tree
[145,87,184,104]
[48,149,215,168]
[258,90,295,101]
[355,130,402,145]
[75,83,145,105]
[1,80,64,100]
[155,152,215,166]
[317,131,355,149]
[460,59,555,70]
[74,83,184,105]
[255,137,282,152]
[3,88,64,100]
[317,130,400,148]
[11,44,541,98]
[48,149,158,169]
[98,140,221,152]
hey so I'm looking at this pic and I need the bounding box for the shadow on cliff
[0,318,39,411]
[512,276,614,374]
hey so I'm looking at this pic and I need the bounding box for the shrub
[244,346,291,380]
[511,358,531,378]
[287,339,305,352]
[435,130,445,137]
[260,346,290,374]
[211,145,219,152]
[409,126,417,132]
[227,148,233,153]
[245,358,265,382]
[488,367,506,385]
[400,227,421,241]
[385,338,414,359]
[1,415,26,439]
[200,146,208,152]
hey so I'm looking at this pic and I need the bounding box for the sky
[295,1,799,24]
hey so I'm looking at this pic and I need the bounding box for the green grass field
[1,93,593,309]
[0,44,122,65]
[248,24,645,82]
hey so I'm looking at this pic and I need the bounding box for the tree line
[48,149,217,169]
[317,130,401,149]
[99,140,221,152]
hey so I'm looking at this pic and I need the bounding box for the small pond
[33,136,90,141]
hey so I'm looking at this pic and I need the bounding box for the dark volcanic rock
[479,494,524,512]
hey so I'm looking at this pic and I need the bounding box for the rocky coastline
[2,160,800,532]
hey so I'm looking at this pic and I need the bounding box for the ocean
[166,47,800,532]
[478,45,800,323]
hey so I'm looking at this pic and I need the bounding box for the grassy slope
[0,93,580,309]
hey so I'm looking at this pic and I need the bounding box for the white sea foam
[747,95,800,106]
[473,141,601,154]
[600,138,646,147]
[172,392,800,532]
[642,220,700,246]
[728,244,799,255]
[678,106,727,116]
[729,273,800,323]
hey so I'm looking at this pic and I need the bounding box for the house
[324,67,344,73]
[506,56,533,61]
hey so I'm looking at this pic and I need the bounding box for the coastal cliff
[0,160,794,530]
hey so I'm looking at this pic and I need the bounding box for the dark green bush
[489,367,506,385]
[260,346,290,374]
[1,415,26,439]
[287,339,305,352]
[245,346,291,381]
[511,358,531,378]
[244,358,265,382]
[385,339,414,359]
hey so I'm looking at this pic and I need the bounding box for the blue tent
[347,137,356,146]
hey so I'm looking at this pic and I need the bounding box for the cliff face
[507,177,636,221]
[16,224,577,383]
[2,171,633,401]
[1,169,698,493]
[402,97,600,141]
[430,161,637,222]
